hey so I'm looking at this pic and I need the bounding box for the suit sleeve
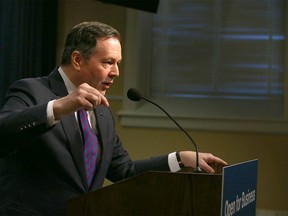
[0,79,53,157]
[103,108,170,183]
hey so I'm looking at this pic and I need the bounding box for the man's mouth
[101,81,113,89]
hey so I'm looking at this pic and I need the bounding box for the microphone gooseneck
[127,88,201,173]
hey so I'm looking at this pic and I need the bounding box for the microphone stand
[140,96,202,173]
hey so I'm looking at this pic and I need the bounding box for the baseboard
[257,209,288,216]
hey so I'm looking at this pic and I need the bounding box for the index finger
[99,94,109,107]
[211,156,228,166]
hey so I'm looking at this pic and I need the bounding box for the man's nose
[110,64,120,77]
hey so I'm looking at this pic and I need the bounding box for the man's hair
[60,21,121,65]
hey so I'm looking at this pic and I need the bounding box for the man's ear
[71,51,82,70]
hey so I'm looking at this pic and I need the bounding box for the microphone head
[127,88,142,101]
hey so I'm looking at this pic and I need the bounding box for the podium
[66,171,222,215]
[66,160,258,216]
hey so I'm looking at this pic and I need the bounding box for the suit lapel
[48,68,89,190]
[89,107,110,189]
[61,115,88,190]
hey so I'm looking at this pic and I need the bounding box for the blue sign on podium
[221,159,258,216]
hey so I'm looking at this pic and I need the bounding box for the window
[119,0,288,133]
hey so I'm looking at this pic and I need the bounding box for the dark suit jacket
[0,68,169,215]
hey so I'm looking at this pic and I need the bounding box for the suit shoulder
[11,76,49,88]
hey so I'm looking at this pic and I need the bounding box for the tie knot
[78,109,87,118]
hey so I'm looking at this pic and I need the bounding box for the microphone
[127,88,201,173]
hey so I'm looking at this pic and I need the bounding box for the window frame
[119,7,288,134]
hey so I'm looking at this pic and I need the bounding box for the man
[0,21,227,215]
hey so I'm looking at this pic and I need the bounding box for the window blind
[150,0,285,101]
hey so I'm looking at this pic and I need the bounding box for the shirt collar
[58,66,76,94]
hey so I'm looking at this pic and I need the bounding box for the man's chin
[100,90,106,96]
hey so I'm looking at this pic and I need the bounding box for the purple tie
[78,109,99,187]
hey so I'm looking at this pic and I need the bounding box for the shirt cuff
[168,151,181,172]
[47,100,59,126]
